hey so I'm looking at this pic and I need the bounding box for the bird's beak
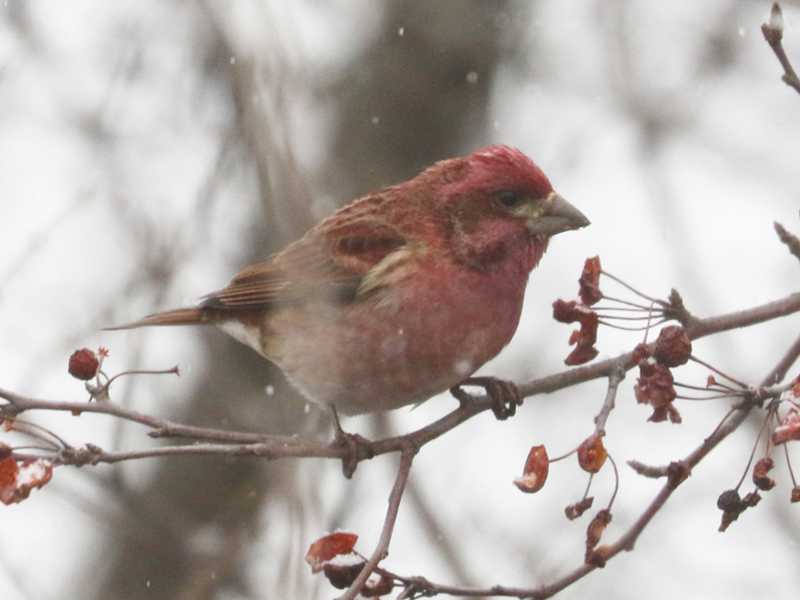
[526,192,590,236]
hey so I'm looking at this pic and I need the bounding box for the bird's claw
[329,405,373,478]
[452,376,522,420]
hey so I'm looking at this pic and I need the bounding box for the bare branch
[340,448,415,600]
[378,331,800,598]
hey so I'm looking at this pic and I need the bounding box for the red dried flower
[752,457,776,491]
[68,348,99,380]
[791,487,800,503]
[577,435,607,473]
[513,445,549,493]
[578,256,602,306]
[653,326,692,367]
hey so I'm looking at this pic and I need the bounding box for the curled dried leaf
[305,532,359,573]
[513,445,549,494]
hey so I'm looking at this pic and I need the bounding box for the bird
[108,145,589,417]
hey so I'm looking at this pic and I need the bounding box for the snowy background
[0,1,799,599]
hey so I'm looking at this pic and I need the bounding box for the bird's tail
[104,307,208,331]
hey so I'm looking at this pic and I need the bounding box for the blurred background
[0,1,799,598]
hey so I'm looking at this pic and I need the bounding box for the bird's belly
[261,278,527,414]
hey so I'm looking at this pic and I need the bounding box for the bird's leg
[329,405,374,478]
[450,376,522,420]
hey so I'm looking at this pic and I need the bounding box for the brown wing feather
[203,216,406,310]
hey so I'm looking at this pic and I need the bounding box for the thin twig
[762,3,800,95]
[774,222,800,263]
[594,363,626,435]
[339,448,415,600]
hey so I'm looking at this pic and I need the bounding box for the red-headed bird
[109,146,589,415]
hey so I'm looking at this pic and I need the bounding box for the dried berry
[716,489,741,512]
[323,561,364,590]
[653,326,692,367]
[513,445,549,493]
[752,457,776,491]
[68,348,99,380]
[577,435,607,474]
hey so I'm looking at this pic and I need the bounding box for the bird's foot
[329,405,373,478]
[451,376,522,420]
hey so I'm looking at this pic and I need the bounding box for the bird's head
[428,145,590,271]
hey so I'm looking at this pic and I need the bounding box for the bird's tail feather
[104,308,207,331]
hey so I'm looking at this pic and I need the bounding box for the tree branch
[340,448,416,600]
[378,331,800,598]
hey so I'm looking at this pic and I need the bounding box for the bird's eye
[497,191,524,208]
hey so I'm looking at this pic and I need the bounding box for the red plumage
[109,145,589,414]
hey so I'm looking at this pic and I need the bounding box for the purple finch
[109,145,588,414]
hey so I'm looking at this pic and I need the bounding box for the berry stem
[601,270,659,303]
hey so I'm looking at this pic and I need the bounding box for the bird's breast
[258,252,532,414]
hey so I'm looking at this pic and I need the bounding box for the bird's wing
[203,218,407,310]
